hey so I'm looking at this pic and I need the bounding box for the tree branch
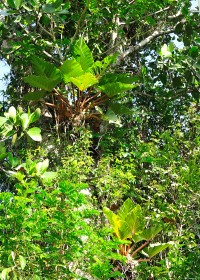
[116,18,186,64]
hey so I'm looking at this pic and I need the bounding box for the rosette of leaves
[23,38,139,127]
[104,198,171,262]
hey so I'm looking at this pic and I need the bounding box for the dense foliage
[0,0,199,279]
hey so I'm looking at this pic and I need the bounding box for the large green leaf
[60,59,84,83]
[20,113,29,130]
[31,56,60,79]
[125,205,145,235]
[99,73,140,85]
[24,75,59,91]
[97,82,134,97]
[139,225,163,241]
[73,38,94,71]
[142,243,171,258]
[70,73,98,91]
[27,127,42,141]
[118,198,135,220]
[104,207,123,238]
[23,90,47,101]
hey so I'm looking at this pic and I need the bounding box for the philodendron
[104,198,171,262]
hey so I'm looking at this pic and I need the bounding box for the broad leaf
[73,38,94,71]
[104,207,123,239]
[70,73,98,91]
[1,267,12,280]
[60,59,84,83]
[118,198,135,220]
[14,0,23,9]
[29,108,41,124]
[20,113,29,130]
[142,243,171,258]
[27,127,42,141]
[31,56,60,79]
[139,225,163,241]
[24,75,59,91]
[23,90,47,101]
[99,73,139,85]
[97,83,134,97]
[125,205,145,235]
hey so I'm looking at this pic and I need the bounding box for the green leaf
[133,225,163,242]
[1,267,12,280]
[19,255,26,270]
[36,159,49,175]
[118,198,135,220]
[29,108,41,124]
[99,73,139,85]
[0,117,7,127]
[31,56,60,79]
[73,38,94,71]
[109,102,133,115]
[20,113,29,130]
[142,243,171,258]
[98,82,134,97]
[24,75,59,91]
[70,73,98,91]
[14,0,23,9]
[41,171,57,181]
[103,109,122,126]
[23,90,47,101]
[104,207,123,238]
[42,4,56,13]
[124,205,145,235]
[27,127,42,141]
[60,59,84,83]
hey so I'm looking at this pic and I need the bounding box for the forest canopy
[0,0,199,279]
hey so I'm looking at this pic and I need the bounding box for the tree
[0,0,199,279]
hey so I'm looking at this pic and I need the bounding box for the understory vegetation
[0,0,199,279]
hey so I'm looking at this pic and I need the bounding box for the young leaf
[70,73,98,91]
[73,38,94,71]
[29,108,41,125]
[19,255,26,270]
[27,127,42,141]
